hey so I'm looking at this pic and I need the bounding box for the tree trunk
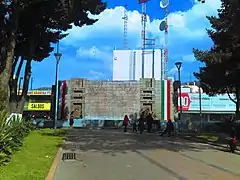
[16,57,24,81]
[17,59,32,113]
[0,1,19,112]
[11,55,19,78]
[14,56,24,95]
[9,56,20,101]
[9,57,24,113]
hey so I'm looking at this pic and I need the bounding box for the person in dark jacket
[132,113,138,133]
[229,125,237,152]
[146,113,153,133]
[160,119,174,137]
[138,112,145,134]
[230,125,237,139]
[69,111,74,127]
[155,120,161,133]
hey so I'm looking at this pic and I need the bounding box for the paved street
[54,129,240,180]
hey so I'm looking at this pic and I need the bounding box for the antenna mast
[160,0,169,79]
[122,5,128,49]
[138,0,149,78]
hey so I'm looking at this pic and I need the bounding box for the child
[122,115,129,132]
[132,121,137,132]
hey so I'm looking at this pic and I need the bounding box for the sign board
[26,103,51,111]
[18,90,51,96]
[178,93,236,112]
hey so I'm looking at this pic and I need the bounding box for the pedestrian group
[122,110,174,136]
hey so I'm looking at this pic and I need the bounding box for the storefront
[178,92,236,123]
[22,90,52,119]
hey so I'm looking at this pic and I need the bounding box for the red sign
[178,93,191,111]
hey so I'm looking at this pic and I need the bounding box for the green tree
[193,0,240,118]
[0,0,107,112]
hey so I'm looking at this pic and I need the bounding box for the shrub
[0,111,33,165]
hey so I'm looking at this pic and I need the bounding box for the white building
[113,49,163,80]
[180,82,203,93]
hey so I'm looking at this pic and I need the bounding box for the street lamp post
[53,41,62,133]
[175,62,182,121]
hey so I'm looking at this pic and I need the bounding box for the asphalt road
[54,129,240,180]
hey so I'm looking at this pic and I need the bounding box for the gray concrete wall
[65,78,174,121]
[84,80,140,120]
[65,80,72,118]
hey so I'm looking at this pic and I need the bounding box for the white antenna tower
[160,0,169,79]
[122,5,128,49]
[138,0,149,78]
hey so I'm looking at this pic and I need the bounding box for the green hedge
[0,111,34,165]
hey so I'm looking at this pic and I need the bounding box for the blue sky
[22,0,221,88]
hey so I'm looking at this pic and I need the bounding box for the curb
[45,147,63,180]
[178,136,240,152]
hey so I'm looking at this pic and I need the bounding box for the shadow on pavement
[61,128,213,154]
[178,133,240,154]
[178,133,229,144]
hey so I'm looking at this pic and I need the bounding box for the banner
[178,92,236,112]
[18,90,51,95]
[27,103,51,111]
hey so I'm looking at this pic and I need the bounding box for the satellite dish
[160,0,169,8]
[159,21,167,31]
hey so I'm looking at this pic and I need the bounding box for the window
[73,96,82,99]
[143,90,152,94]
[74,90,83,93]
[143,97,152,100]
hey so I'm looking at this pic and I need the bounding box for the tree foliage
[0,0,107,112]
[193,0,240,114]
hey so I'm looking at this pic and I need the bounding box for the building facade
[113,49,163,80]
[59,78,174,127]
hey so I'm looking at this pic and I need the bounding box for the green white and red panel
[161,80,171,120]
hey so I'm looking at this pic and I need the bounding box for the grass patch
[0,128,65,180]
[196,135,219,142]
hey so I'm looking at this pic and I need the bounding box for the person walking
[229,125,237,152]
[160,119,174,137]
[139,112,145,134]
[156,120,161,133]
[122,115,129,132]
[146,113,153,133]
[69,111,74,127]
[132,113,138,133]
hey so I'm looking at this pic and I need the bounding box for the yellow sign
[27,103,51,111]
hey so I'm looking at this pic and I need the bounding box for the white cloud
[76,46,111,60]
[63,0,220,46]
[76,46,112,70]
[59,0,221,80]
